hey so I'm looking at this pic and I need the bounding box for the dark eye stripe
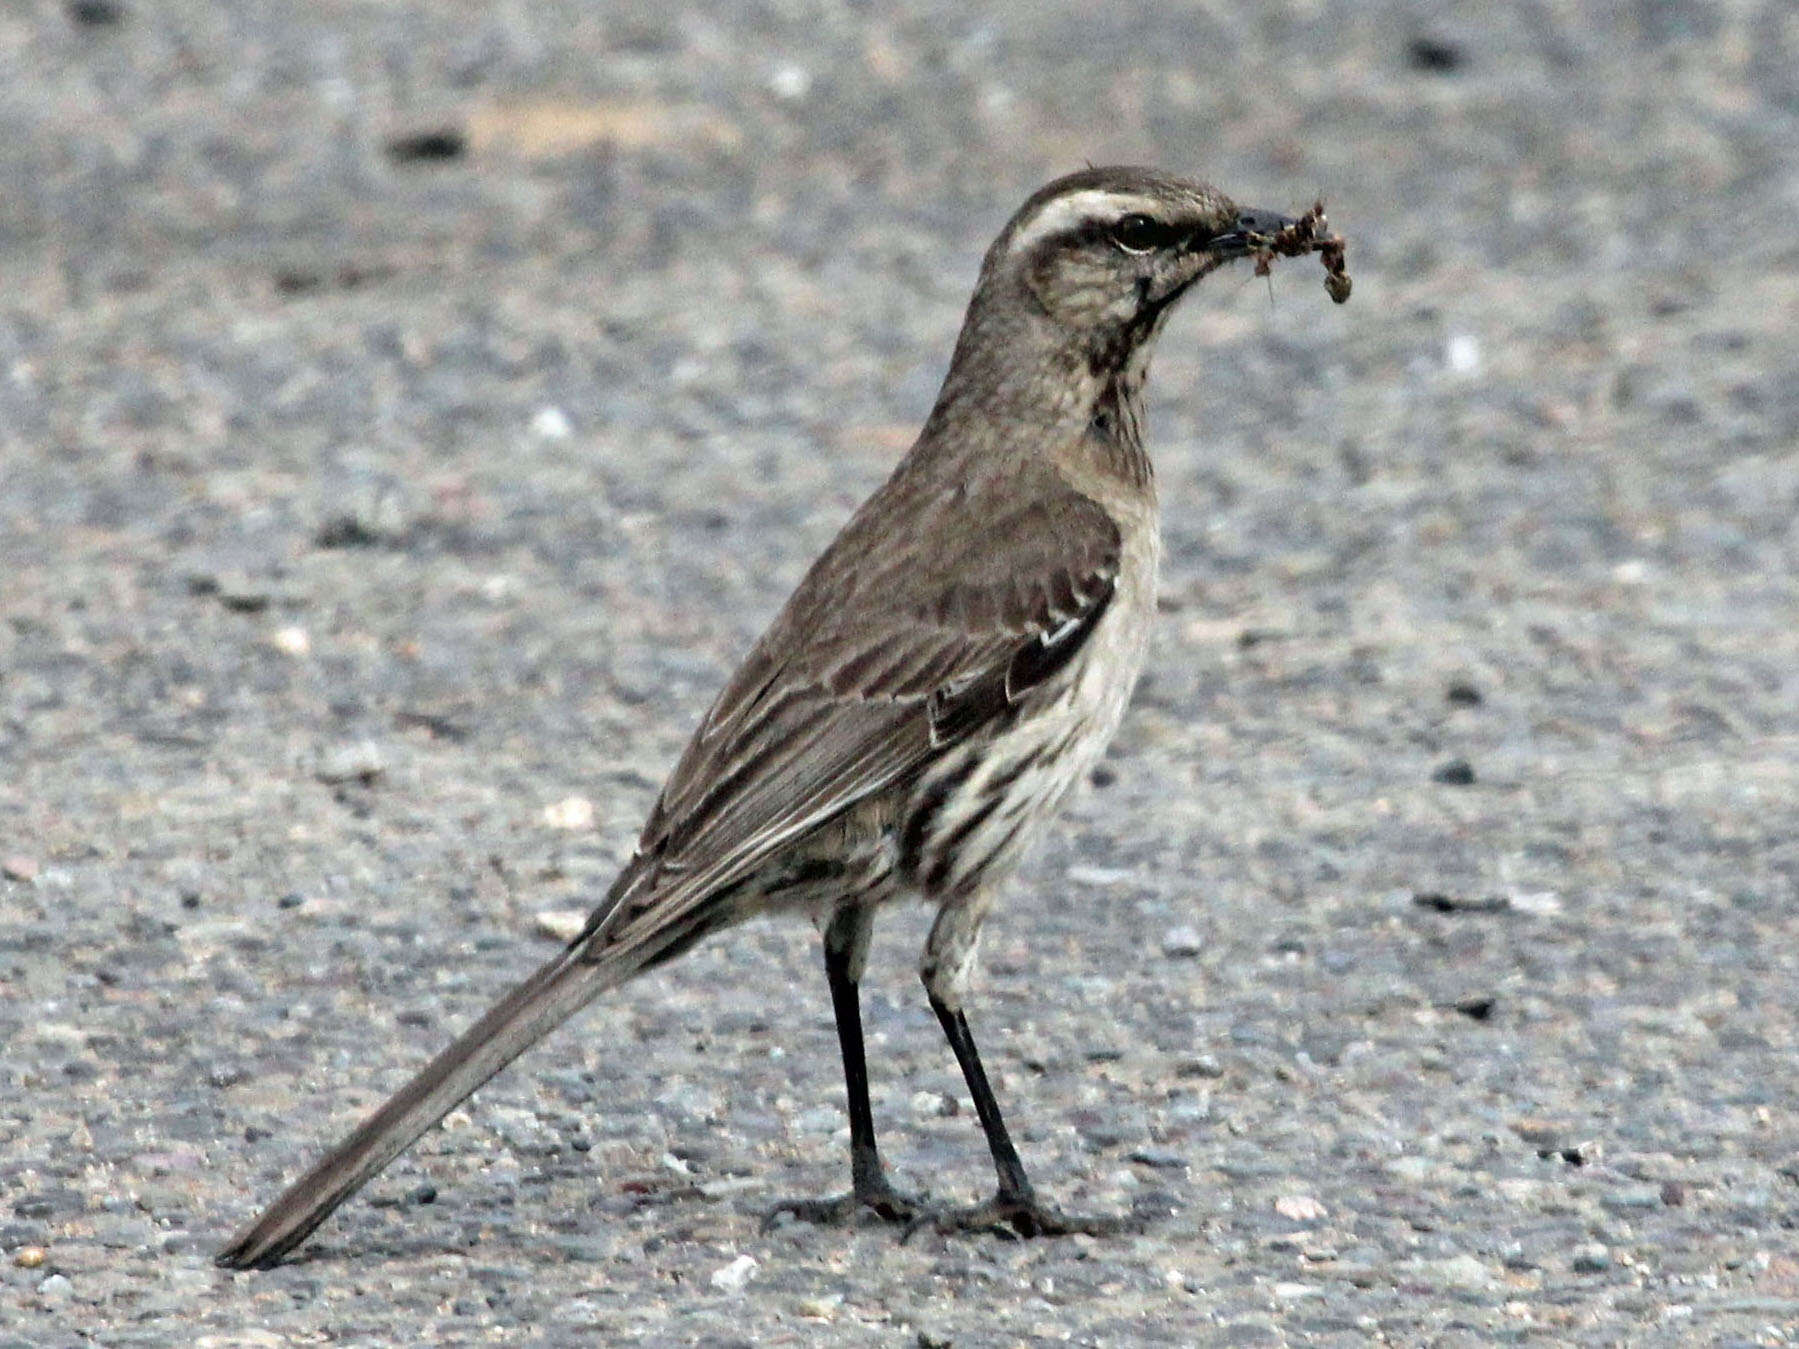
[1046,219,1171,252]
[1031,215,1203,259]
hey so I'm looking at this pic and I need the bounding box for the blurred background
[2,1,1797,1343]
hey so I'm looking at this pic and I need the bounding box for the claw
[900,1190,1137,1242]
[763,1178,926,1233]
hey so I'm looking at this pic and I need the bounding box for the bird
[215,166,1344,1269]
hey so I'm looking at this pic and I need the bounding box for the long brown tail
[214,942,633,1270]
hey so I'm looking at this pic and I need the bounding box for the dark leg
[910,991,1131,1239]
[929,995,1035,1201]
[907,892,1135,1240]
[763,906,924,1229]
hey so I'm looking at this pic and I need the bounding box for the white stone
[1068,865,1135,887]
[1427,1253,1492,1288]
[270,625,311,656]
[1274,1193,1327,1222]
[1161,925,1204,958]
[315,740,384,784]
[768,65,811,100]
[530,406,572,440]
[534,910,587,943]
[542,795,595,830]
[1445,332,1482,375]
[708,1253,757,1293]
[1508,890,1564,917]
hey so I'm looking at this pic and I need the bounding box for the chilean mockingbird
[216,166,1350,1269]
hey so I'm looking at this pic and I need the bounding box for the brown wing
[573,456,1121,961]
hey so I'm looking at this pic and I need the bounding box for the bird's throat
[1085,364,1154,492]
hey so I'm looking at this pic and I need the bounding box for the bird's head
[928,167,1338,446]
[979,166,1293,343]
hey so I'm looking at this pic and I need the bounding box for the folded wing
[574,459,1121,962]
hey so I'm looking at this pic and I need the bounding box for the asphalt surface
[3,1,1799,1344]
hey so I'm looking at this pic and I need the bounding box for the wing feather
[574,458,1122,959]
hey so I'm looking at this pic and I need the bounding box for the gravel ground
[4,1,1799,1344]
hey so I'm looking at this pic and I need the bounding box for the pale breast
[897,505,1160,900]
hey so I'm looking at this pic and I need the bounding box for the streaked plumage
[216,167,1333,1269]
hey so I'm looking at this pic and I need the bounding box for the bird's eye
[1110,214,1164,254]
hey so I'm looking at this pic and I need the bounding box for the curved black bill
[1212,207,1298,257]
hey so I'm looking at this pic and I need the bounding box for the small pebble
[536,910,588,943]
[911,1089,956,1119]
[1572,1243,1612,1274]
[1272,1281,1324,1299]
[695,1175,759,1199]
[708,1253,757,1293]
[1161,925,1204,958]
[1507,890,1564,917]
[1414,891,1507,914]
[1274,1194,1327,1223]
[768,64,811,100]
[1067,865,1134,886]
[1444,332,1482,375]
[1431,758,1476,786]
[1427,1254,1491,1289]
[385,128,466,163]
[209,571,302,613]
[269,625,311,656]
[68,0,125,27]
[1557,1139,1602,1166]
[2,855,40,882]
[315,740,385,785]
[1176,1054,1223,1078]
[542,796,595,830]
[1408,35,1464,72]
[37,1273,72,1301]
[14,1246,46,1268]
[530,406,572,440]
[1129,1147,1187,1170]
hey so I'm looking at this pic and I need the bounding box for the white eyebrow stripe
[1004,190,1170,256]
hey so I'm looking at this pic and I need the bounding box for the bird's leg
[763,905,924,1229]
[908,901,1133,1240]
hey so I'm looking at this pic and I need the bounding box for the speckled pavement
[3,2,1798,1344]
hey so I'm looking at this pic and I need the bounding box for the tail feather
[215,944,631,1270]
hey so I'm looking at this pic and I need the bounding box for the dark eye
[1110,213,1164,254]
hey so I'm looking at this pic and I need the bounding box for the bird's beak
[1210,207,1298,258]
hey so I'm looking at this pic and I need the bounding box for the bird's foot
[902,1189,1136,1242]
[762,1176,926,1232]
